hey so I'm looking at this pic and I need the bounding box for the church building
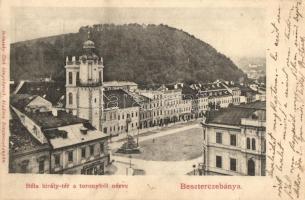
[65,35,104,131]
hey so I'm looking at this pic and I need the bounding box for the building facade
[201,101,266,176]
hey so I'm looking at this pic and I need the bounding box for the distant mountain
[234,56,266,81]
[234,57,266,73]
[10,23,246,84]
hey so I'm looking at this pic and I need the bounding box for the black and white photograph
[8,6,267,176]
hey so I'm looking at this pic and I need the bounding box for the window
[118,115,120,120]
[68,72,73,84]
[68,93,73,105]
[132,112,134,117]
[54,154,60,165]
[122,114,124,119]
[90,145,94,156]
[88,63,92,80]
[100,143,104,154]
[230,134,236,146]
[216,156,222,168]
[38,160,44,173]
[230,158,237,171]
[252,138,256,150]
[247,138,251,149]
[81,148,86,158]
[104,127,107,134]
[68,151,73,162]
[76,72,80,85]
[99,71,102,82]
[216,132,222,144]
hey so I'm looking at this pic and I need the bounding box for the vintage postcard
[0,0,304,199]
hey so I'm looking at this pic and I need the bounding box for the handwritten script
[268,0,305,199]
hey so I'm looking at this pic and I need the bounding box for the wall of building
[205,124,265,176]
[51,139,109,174]
[10,150,50,174]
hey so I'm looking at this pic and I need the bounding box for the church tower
[65,33,104,131]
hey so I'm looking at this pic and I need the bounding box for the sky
[11,7,266,61]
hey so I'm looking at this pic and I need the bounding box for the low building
[201,101,266,176]
[10,94,110,175]
[104,81,138,92]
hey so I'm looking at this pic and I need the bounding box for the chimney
[80,126,88,135]
[52,108,58,117]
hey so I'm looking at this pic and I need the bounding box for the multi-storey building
[103,89,140,136]
[201,101,266,176]
[65,37,104,130]
[10,94,110,175]
[138,88,164,126]
[9,108,51,174]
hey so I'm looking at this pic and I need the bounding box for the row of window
[68,71,102,85]
[216,156,237,171]
[104,112,138,121]
[216,132,258,151]
[216,132,237,146]
[104,122,138,133]
[54,143,104,165]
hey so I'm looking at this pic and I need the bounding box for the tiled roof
[104,89,140,109]
[9,109,50,154]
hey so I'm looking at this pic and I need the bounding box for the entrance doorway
[247,159,255,176]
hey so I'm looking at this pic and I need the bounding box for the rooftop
[16,81,66,107]
[9,109,50,155]
[44,123,108,149]
[104,89,140,109]
[104,81,138,87]
[206,101,266,126]
[10,94,38,111]
[25,110,88,129]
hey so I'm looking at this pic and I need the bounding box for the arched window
[252,138,256,150]
[68,93,73,105]
[246,138,251,149]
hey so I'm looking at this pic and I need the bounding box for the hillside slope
[10,24,246,84]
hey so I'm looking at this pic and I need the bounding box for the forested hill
[10,24,246,84]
